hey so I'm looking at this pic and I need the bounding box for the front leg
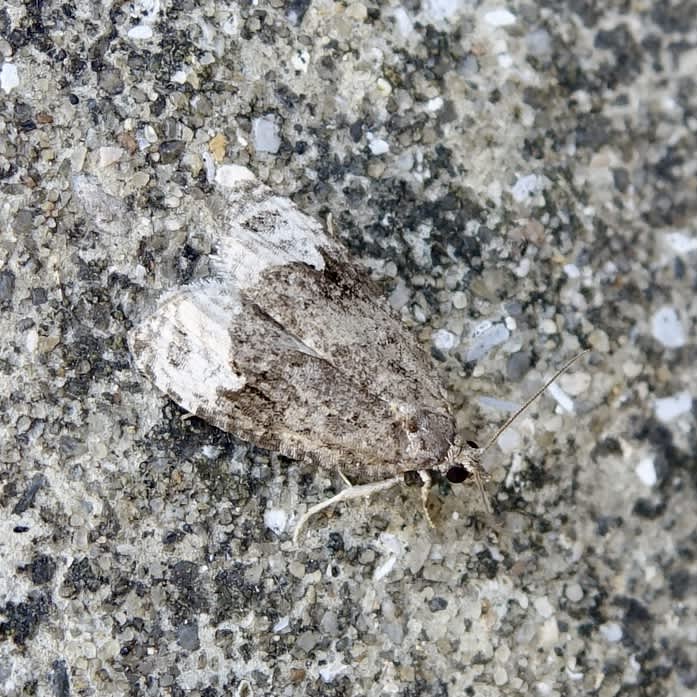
[419,470,435,528]
[293,475,403,544]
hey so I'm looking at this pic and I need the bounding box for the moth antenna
[481,349,589,454]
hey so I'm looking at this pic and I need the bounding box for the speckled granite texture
[1,1,696,695]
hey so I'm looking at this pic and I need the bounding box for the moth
[127,165,585,542]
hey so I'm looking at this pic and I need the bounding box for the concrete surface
[1,1,695,695]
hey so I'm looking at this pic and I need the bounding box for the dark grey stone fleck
[177,621,200,651]
[171,560,200,588]
[98,67,125,95]
[327,532,344,553]
[17,317,35,331]
[612,168,630,192]
[632,497,666,519]
[61,557,104,597]
[0,269,15,304]
[51,659,70,697]
[0,592,50,645]
[29,554,57,585]
[159,140,185,164]
[31,287,48,305]
[428,597,448,612]
[59,435,87,457]
[506,351,531,382]
[349,120,363,142]
[669,570,692,600]
[287,0,312,24]
[14,209,33,234]
[295,630,320,653]
[13,474,47,515]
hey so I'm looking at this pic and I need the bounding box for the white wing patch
[212,165,340,288]
[129,282,246,416]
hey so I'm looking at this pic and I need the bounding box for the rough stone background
[1,1,695,695]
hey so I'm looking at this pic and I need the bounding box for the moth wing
[129,167,455,475]
[206,169,450,419]
[128,282,452,477]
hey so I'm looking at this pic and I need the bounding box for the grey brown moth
[127,165,585,541]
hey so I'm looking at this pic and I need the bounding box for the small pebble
[622,360,643,379]
[493,666,508,686]
[512,174,542,202]
[534,596,554,619]
[216,164,256,187]
[252,115,281,154]
[373,556,396,581]
[635,457,657,487]
[547,383,574,413]
[452,291,468,309]
[1,62,19,92]
[506,351,531,381]
[599,622,622,642]
[665,231,697,254]
[422,0,461,21]
[428,597,448,612]
[264,508,288,534]
[565,583,584,603]
[484,8,516,27]
[467,322,510,361]
[98,146,124,168]
[432,328,458,352]
[495,644,511,663]
[345,2,368,20]
[496,427,521,452]
[368,137,390,155]
[288,561,305,579]
[651,306,686,348]
[538,617,559,645]
[654,392,692,423]
[526,27,551,55]
[589,328,610,352]
[540,318,557,335]
[559,371,591,396]
[273,616,289,632]
[128,25,153,40]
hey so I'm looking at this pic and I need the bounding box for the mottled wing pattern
[129,167,455,478]
[208,172,449,414]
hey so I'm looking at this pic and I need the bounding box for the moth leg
[418,470,435,528]
[293,476,402,544]
[338,470,353,487]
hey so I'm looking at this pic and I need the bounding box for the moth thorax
[403,409,456,466]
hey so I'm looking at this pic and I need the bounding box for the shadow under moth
[120,164,585,542]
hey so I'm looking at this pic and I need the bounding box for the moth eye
[465,439,479,449]
[446,466,470,484]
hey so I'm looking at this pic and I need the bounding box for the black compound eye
[446,466,470,484]
[465,440,480,449]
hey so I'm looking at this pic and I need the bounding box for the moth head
[441,438,493,513]
[441,438,481,479]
